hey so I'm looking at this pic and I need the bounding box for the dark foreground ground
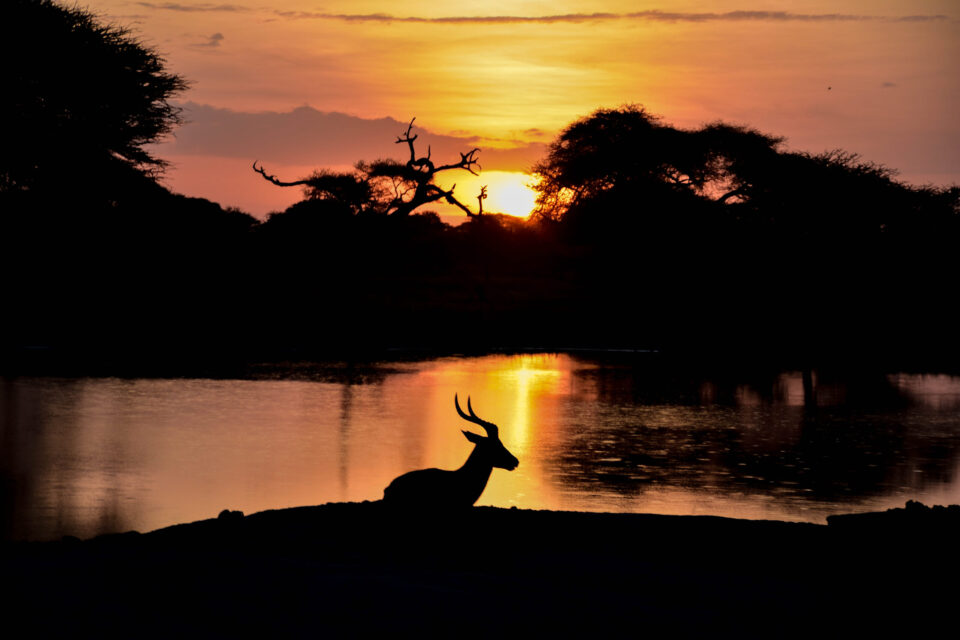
[3,501,958,638]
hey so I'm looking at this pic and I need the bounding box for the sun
[436,170,538,219]
[484,172,538,218]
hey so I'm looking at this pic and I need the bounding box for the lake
[3,353,960,540]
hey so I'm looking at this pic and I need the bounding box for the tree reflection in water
[552,362,960,515]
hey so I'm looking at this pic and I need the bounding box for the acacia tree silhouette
[1,0,188,194]
[530,105,959,244]
[530,105,784,224]
[254,118,484,216]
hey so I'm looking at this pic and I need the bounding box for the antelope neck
[457,445,494,480]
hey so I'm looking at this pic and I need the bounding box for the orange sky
[90,1,959,217]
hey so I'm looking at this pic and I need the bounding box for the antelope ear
[462,430,485,444]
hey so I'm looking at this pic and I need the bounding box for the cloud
[272,11,618,24]
[896,15,952,22]
[190,32,224,47]
[273,10,949,25]
[136,3,249,12]
[881,82,898,88]
[104,13,150,21]
[132,4,949,23]
[159,103,545,173]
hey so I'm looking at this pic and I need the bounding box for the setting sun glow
[436,170,538,219]
[487,173,539,219]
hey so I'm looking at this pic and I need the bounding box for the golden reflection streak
[498,355,563,452]
[406,354,572,508]
[483,354,568,508]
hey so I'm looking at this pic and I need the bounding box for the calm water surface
[3,353,960,540]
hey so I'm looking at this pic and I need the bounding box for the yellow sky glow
[88,0,959,216]
[435,171,538,219]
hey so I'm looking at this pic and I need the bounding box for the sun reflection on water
[401,354,573,509]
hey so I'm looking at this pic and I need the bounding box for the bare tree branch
[252,161,312,187]
[435,148,481,175]
[396,118,418,165]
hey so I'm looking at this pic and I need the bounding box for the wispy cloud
[191,32,224,48]
[136,2,249,12]
[273,10,949,25]
[896,14,952,22]
[273,11,617,24]
[134,4,950,24]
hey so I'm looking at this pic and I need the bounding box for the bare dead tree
[253,117,483,217]
[477,185,488,216]
[370,117,482,217]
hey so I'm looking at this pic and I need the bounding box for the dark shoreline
[6,343,960,381]
[4,501,958,637]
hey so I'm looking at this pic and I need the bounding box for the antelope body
[383,395,518,508]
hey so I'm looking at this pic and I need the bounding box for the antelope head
[455,394,519,471]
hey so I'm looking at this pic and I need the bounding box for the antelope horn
[455,394,499,438]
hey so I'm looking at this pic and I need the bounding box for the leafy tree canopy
[531,105,957,242]
[530,105,784,222]
[1,0,188,193]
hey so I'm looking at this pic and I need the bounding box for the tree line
[3,1,958,372]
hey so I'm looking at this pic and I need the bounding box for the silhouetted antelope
[383,394,519,507]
